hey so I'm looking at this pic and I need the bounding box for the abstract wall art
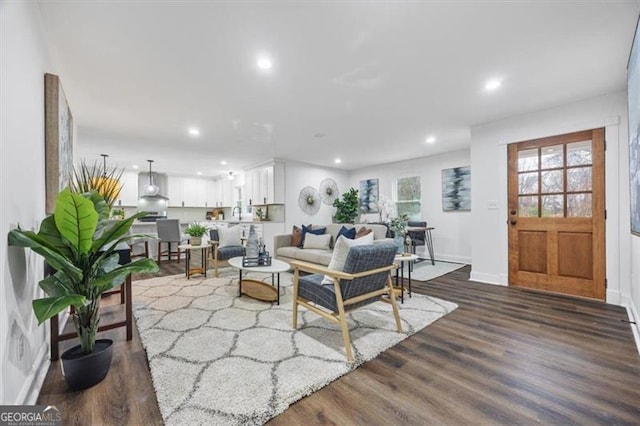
[628,16,640,236]
[442,166,471,211]
[359,178,379,213]
[44,73,74,213]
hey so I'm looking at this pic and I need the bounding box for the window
[396,176,421,218]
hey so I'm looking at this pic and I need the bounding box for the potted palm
[185,223,208,246]
[7,188,159,390]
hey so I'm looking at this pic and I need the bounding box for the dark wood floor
[37,264,640,425]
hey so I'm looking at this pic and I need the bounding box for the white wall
[349,150,472,263]
[1,1,53,404]
[470,91,632,311]
[284,161,349,230]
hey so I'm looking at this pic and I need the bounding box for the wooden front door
[507,129,606,300]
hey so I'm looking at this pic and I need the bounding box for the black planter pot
[60,339,114,391]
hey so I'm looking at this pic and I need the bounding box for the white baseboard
[469,271,504,286]
[622,296,640,354]
[16,341,50,405]
[435,254,472,264]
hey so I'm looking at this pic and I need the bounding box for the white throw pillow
[303,233,332,250]
[218,226,241,248]
[322,233,374,284]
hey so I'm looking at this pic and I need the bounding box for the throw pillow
[218,226,241,248]
[291,225,306,247]
[355,227,373,239]
[302,233,332,250]
[322,233,375,284]
[300,224,326,247]
[337,225,356,240]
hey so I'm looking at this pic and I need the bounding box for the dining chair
[156,219,188,263]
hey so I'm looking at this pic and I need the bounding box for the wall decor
[319,178,339,205]
[359,178,379,213]
[44,73,74,213]
[628,16,640,236]
[298,186,321,215]
[442,166,471,211]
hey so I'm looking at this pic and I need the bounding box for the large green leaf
[39,272,75,298]
[91,258,159,293]
[8,229,83,283]
[91,211,146,253]
[86,190,109,221]
[37,215,73,259]
[33,295,85,324]
[54,189,98,254]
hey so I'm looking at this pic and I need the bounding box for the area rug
[132,273,457,425]
[409,260,466,282]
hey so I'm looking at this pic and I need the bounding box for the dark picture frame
[44,73,74,213]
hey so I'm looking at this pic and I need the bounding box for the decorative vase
[191,236,202,246]
[61,338,114,391]
[393,235,404,254]
[246,225,259,258]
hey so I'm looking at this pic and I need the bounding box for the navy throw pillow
[337,226,356,240]
[300,225,326,247]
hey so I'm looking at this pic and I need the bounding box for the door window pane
[518,148,538,171]
[518,196,538,217]
[567,167,592,192]
[518,172,538,194]
[567,140,592,166]
[541,195,563,217]
[567,193,592,217]
[541,144,564,169]
[541,170,563,193]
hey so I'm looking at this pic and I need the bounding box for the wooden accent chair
[290,243,402,362]
[156,219,188,263]
[209,228,245,277]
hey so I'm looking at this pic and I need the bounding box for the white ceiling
[38,1,640,177]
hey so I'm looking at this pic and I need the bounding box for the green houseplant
[8,188,158,389]
[333,188,359,223]
[389,214,409,253]
[185,223,208,245]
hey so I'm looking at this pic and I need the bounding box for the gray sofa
[274,223,391,266]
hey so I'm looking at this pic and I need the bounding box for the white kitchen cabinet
[243,161,285,205]
[205,179,217,208]
[116,171,139,207]
[168,176,184,207]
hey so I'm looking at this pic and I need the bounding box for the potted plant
[185,223,208,246]
[7,188,158,390]
[333,188,359,223]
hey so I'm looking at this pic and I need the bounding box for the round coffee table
[228,257,290,305]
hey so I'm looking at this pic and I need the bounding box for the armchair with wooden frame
[209,228,245,277]
[290,243,402,362]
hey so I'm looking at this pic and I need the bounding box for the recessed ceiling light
[132,164,139,169]
[334,158,342,164]
[188,128,200,136]
[426,136,436,144]
[197,171,203,176]
[484,79,502,91]
[257,56,273,70]
[220,160,227,166]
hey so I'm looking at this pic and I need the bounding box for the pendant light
[227,171,235,181]
[144,160,159,195]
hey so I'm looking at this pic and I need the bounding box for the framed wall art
[628,16,640,236]
[44,73,74,213]
[359,178,379,213]
[442,166,471,211]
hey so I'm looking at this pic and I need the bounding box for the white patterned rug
[410,261,466,282]
[132,272,457,425]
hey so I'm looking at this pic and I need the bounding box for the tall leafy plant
[8,188,158,353]
[333,188,359,223]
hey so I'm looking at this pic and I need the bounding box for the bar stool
[156,219,188,263]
